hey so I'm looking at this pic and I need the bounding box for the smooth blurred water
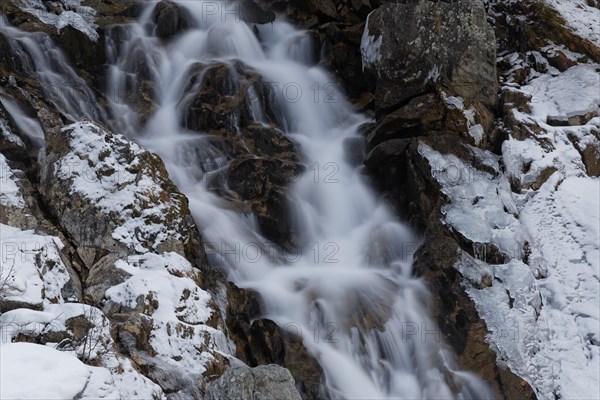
[2,2,494,398]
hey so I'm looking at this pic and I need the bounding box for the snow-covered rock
[38,121,207,302]
[419,29,600,397]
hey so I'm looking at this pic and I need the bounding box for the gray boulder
[361,0,497,109]
[205,365,302,400]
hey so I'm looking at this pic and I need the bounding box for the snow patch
[0,224,71,307]
[0,154,25,208]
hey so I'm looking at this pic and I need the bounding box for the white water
[2,1,494,398]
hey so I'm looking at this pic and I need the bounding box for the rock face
[38,121,205,300]
[362,0,497,110]
[181,61,303,250]
[205,365,302,400]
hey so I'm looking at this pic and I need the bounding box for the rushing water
[2,1,494,398]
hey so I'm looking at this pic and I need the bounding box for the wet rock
[239,0,276,24]
[225,287,324,400]
[205,365,302,400]
[152,0,193,40]
[362,0,497,110]
[181,61,281,133]
[342,136,365,166]
[224,157,301,249]
[366,92,445,149]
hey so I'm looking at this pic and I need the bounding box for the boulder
[362,0,497,109]
[205,365,302,400]
[38,121,207,301]
[152,0,193,40]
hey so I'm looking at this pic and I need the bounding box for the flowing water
[2,1,494,398]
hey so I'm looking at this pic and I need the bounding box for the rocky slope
[1,0,599,399]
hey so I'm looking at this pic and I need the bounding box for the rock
[205,365,302,400]
[500,89,532,115]
[38,121,207,301]
[342,136,365,166]
[491,0,600,64]
[582,142,600,177]
[366,92,445,149]
[413,236,537,400]
[181,61,281,133]
[239,0,276,24]
[362,0,497,109]
[547,108,598,126]
[225,286,324,400]
[152,0,193,40]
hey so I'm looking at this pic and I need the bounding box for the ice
[17,0,99,41]
[361,12,382,70]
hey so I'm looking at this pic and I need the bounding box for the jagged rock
[205,365,302,400]
[38,121,206,301]
[492,0,600,64]
[362,0,497,110]
[365,92,445,149]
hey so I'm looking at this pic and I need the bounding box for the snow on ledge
[16,0,99,42]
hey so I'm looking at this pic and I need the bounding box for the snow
[0,224,71,307]
[105,252,232,377]
[422,23,600,396]
[528,64,600,119]
[0,342,91,399]
[0,305,167,399]
[16,0,99,41]
[542,0,600,45]
[56,121,187,253]
[423,136,600,398]
[0,154,25,208]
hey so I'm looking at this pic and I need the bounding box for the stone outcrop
[152,0,193,40]
[38,121,205,300]
[205,365,302,400]
[362,0,497,110]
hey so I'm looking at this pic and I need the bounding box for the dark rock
[152,0,193,40]
[363,0,497,110]
[342,136,365,166]
[181,61,282,133]
[239,0,276,24]
[366,93,445,149]
[225,287,324,400]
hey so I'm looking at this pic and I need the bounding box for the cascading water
[2,1,495,398]
[0,16,108,126]
[105,2,495,398]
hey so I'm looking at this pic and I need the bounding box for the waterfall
[2,1,495,398]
